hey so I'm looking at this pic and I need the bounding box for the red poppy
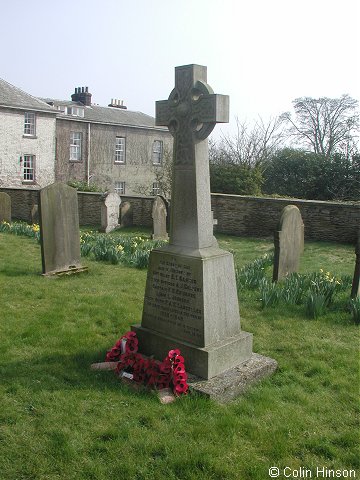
[173,355,185,365]
[159,363,172,374]
[173,364,185,374]
[174,383,189,395]
[105,347,121,361]
[125,331,137,339]
[173,372,188,383]
[168,349,181,359]
[105,333,189,396]
[133,357,145,370]
[126,343,138,353]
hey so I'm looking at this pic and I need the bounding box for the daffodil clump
[79,231,167,269]
[236,257,352,319]
[0,220,40,241]
[1,221,167,270]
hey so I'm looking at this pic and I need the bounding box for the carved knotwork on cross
[156,64,229,165]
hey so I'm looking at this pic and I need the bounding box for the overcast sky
[2,0,359,140]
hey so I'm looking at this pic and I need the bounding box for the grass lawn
[0,230,358,480]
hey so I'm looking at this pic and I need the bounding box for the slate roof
[41,98,167,131]
[0,78,56,114]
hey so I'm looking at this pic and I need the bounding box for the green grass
[0,231,359,480]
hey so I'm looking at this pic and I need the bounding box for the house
[0,78,173,196]
[42,87,173,195]
[0,78,57,188]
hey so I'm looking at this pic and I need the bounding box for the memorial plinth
[132,64,253,380]
[134,245,253,379]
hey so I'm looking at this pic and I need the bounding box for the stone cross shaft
[156,64,229,249]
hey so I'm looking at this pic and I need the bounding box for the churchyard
[1,64,359,479]
[0,226,358,479]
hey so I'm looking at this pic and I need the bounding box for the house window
[22,155,35,182]
[152,140,163,165]
[114,181,125,195]
[24,112,36,136]
[115,137,126,163]
[65,106,84,117]
[152,182,161,195]
[70,132,82,161]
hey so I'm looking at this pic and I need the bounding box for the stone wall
[211,194,359,244]
[1,187,358,243]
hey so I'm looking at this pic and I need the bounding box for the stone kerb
[39,183,85,276]
[273,205,304,281]
[0,192,11,222]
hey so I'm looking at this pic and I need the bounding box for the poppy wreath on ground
[105,332,189,396]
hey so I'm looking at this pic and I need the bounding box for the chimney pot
[71,86,92,106]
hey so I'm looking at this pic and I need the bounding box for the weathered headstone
[0,192,11,223]
[39,182,86,276]
[100,192,121,233]
[273,205,304,281]
[152,195,169,241]
[132,64,254,380]
[120,202,133,227]
[31,204,39,224]
[351,230,360,298]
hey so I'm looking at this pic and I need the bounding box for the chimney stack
[108,98,127,109]
[71,86,92,106]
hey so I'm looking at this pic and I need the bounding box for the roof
[0,78,57,114]
[41,98,168,131]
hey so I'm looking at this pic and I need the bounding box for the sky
[1,0,359,140]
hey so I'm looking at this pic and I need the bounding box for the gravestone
[31,204,39,224]
[39,182,86,276]
[273,205,304,281]
[132,64,254,380]
[152,195,169,241]
[120,202,133,227]
[0,192,11,223]
[351,230,360,298]
[100,192,121,233]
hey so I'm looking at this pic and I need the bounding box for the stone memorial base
[187,353,278,403]
[43,265,88,277]
[132,245,253,380]
[132,325,253,379]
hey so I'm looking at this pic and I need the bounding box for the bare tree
[211,116,286,168]
[281,95,359,157]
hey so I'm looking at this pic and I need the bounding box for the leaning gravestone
[31,204,39,224]
[273,205,304,282]
[133,64,265,383]
[100,192,121,233]
[152,196,169,241]
[351,230,360,298]
[120,202,133,227]
[0,192,11,223]
[39,183,86,276]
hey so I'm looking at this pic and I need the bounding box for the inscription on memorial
[142,255,204,344]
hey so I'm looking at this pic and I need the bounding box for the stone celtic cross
[156,64,229,249]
